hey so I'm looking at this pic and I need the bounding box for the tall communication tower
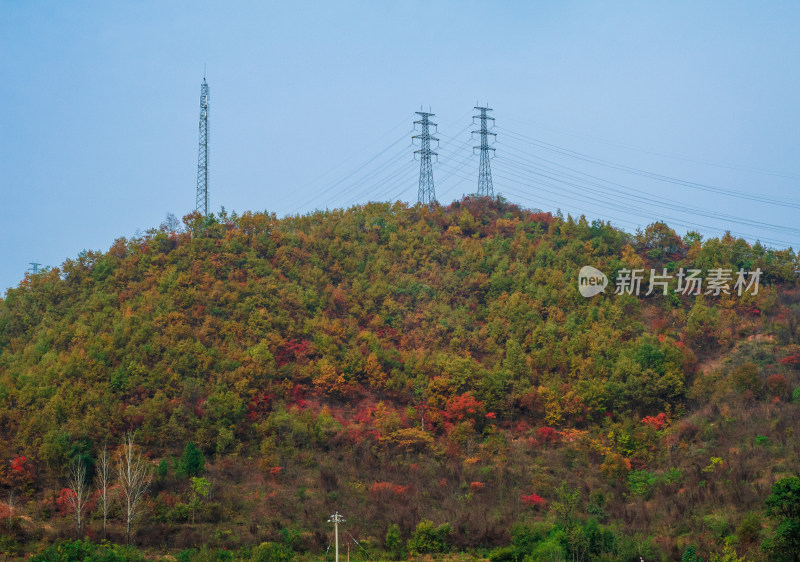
[473,105,496,197]
[196,76,210,216]
[413,110,438,206]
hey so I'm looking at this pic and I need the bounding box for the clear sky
[2,1,799,294]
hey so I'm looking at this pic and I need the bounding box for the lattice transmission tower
[196,76,210,216]
[413,110,439,206]
[473,105,496,197]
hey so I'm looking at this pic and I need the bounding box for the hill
[1,197,800,560]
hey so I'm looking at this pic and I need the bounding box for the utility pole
[328,511,346,562]
[473,105,496,197]
[413,110,438,206]
[196,75,210,216]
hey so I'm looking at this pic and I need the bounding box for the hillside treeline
[1,197,800,560]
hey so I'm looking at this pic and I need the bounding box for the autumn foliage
[0,198,799,558]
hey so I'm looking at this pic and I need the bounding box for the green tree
[682,544,703,562]
[550,481,580,532]
[385,524,402,559]
[406,520,452,555]
[189,477,210,524]
[763,476,800,561]
[250,541,295,562]
[628,470,657,499]
[709,543,746,562]
[509,522,550,559]
[177,442,205,478]
[156,458,169,479]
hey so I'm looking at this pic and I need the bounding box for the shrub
[587,490,607,518]
[678,422,700,441]
[766,374,790,399]
[663,468,684,485]
[250,541,295,562]
[642,412,668,430]
[703,512,731,540]
[537,426,558,443]
[521,493,546,507]
[736,512,762,545]
[530,537,567,560]
[628,470,657,499]
[0,535,22,557]
[601,452,631,480]
[730,363,762,396]
[681,544,701,562]
[487,546,516,562]
[702,457,724,473]
[177,547,238,562]
[406,519,452,555]
[509,521,551,557]
[30,539,146,561]
[385,524,402,559]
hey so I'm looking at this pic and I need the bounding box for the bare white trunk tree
[117,432,152,544]
[95,443,111,539]
[66,457,90,535]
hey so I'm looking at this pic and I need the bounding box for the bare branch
[94,442,111,539]
[116,432,152,544]
[66,457,90,535]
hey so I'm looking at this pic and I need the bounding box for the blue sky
[2,1,799,294]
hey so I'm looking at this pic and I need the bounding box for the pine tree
[177,442,205,478]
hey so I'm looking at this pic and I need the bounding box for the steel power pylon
[28,262,41,275]
[196,76,210,216]
[413,110,439,206]
[473,105,496,197]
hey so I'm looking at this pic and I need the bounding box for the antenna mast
[196,76,210,216]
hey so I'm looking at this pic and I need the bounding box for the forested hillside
[1,197,800,560]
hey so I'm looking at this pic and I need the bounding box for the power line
[293,128,413,214]
[502,114,800,181]
[279,107,795,249]
[490,161,796,247]
[436,132,489,201]
[432,154,796,246]
[339,161,413,209]
[497,126,800,209]
[493,144,800,237]
[328,149,412,209]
